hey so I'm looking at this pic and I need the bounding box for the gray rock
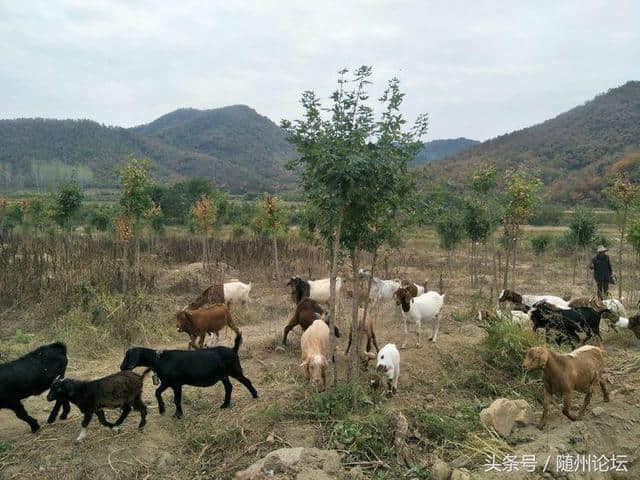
[450,469,471,480]
[235,448,342,480]
[480,398,534,437]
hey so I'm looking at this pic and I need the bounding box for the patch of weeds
[407,464,432,479]
[0,441,12,454]
[13,328,34,344]
[413,402,481,447]
[481,317,541,377]
[298,381,375,421]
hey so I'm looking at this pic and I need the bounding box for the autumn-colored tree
[603,174,640,298]
[191,195,216,269]
[253,194,287,278]
[501,170,542,289]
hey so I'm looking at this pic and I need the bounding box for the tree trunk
[511,236,517,289]
[328,212,344,390]
[349,249,361,385]
[502,238,510,290]
[273,236,280,279]
[618,209,627,299]
[134,234,141,288]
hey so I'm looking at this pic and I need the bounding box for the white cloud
[0,0,638,140]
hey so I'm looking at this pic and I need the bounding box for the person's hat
[597,245,608,253]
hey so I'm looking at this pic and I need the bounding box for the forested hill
[0,105,296,194]
[420,81,640,204]
[411,138,479,166]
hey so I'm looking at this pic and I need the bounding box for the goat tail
[233,331,243,353]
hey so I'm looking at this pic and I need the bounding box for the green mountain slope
[421,81,640,203]
[411,138,479,166]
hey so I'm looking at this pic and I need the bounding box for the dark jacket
[591,253,612,283]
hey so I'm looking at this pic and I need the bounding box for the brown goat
[523,345,609,429]
[283,298,340,345]
[568,296,606,311]
[189,284,224,310]
[345,307,379,358]
[176,302,239,349]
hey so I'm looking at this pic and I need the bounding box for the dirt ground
[1,239,640,479]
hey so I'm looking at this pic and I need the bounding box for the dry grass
[1,226,639,479]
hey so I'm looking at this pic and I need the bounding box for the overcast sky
[1,0,639,141]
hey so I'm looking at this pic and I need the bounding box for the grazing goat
[603,298,627,317]
[300,320,330,391]
[175,302,239,349]
[478,309,530,327]
[358,269,401,304]
[282,298,340,345]
[120,332,257,418]
[224,281,251,305]
[0,342,70,433]
[345,307,379,357]
[189,283,224,310]
[400,279,427,298]
[499,289,569,310]
[395,289,445,347]
[529,301,593,347]
[523,345,609,429]
[370,344,400,395]
[612,314,640,339]
[287,275,342,304]
[47,370,150,442]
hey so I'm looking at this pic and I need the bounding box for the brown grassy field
[1,227,639,479]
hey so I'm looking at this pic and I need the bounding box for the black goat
[529,301,593,347]
[571,306,614,339]
[47,369,151,442]
[287,276,310,304]
[0,342,70,433]
[120,332,257,418]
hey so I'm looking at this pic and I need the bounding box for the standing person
[590,245,613,300]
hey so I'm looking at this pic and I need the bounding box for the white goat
[395,289,445,347]
[478,309,531,328]
[308,277,342,304]
[370,343,400,395]
[224,281,251,305]
[358,269,401,304]
[603,298,627,317]
[499,289,569,310]
[300,319,330,391]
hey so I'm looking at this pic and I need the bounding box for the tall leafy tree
[282,67,428,385]
[603,174,639,298]
[567,206,598,284]
[119,157,153,279]
[253,194,287,278]
[501,169,542,289]
[191,195,216,269]
[52,176,84,231]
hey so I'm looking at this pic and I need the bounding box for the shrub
[530,234,553,255]
[529,203,564,226]
[591,234,612,251]
[481,317,541,377]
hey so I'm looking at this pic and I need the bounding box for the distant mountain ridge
[421,81,640,204]
[411,138,479,166]
[0,105,296,194]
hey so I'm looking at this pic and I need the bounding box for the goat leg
[282,323,295,346]
[155,383,169,415]
[220,377,233,408]
[9,400,40,433]
[110,405,132,430]
[561,392,577,421]
[76,412,93,442]
[134,395,147,431]
[537,388,551,430]
[600,377,610,402]
[172,385,183,418]
[401,318,408,349]
[230,370,258,398]
[47,399,65,424]
[96,410,117,429]
[576,386,594,420]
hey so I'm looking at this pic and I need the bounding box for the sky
[1,0,639,141]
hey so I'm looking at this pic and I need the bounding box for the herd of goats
[2,268,640,442]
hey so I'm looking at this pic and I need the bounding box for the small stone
[480,398,533,437]
[450,455,471,469]
[591,406,606,417]
[432,459,451,480]
[266,434,275,444]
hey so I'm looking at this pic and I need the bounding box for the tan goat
[175,302,239,350]
[345,307,379,358]
[523,345,610,429]
[300,319,330,391]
